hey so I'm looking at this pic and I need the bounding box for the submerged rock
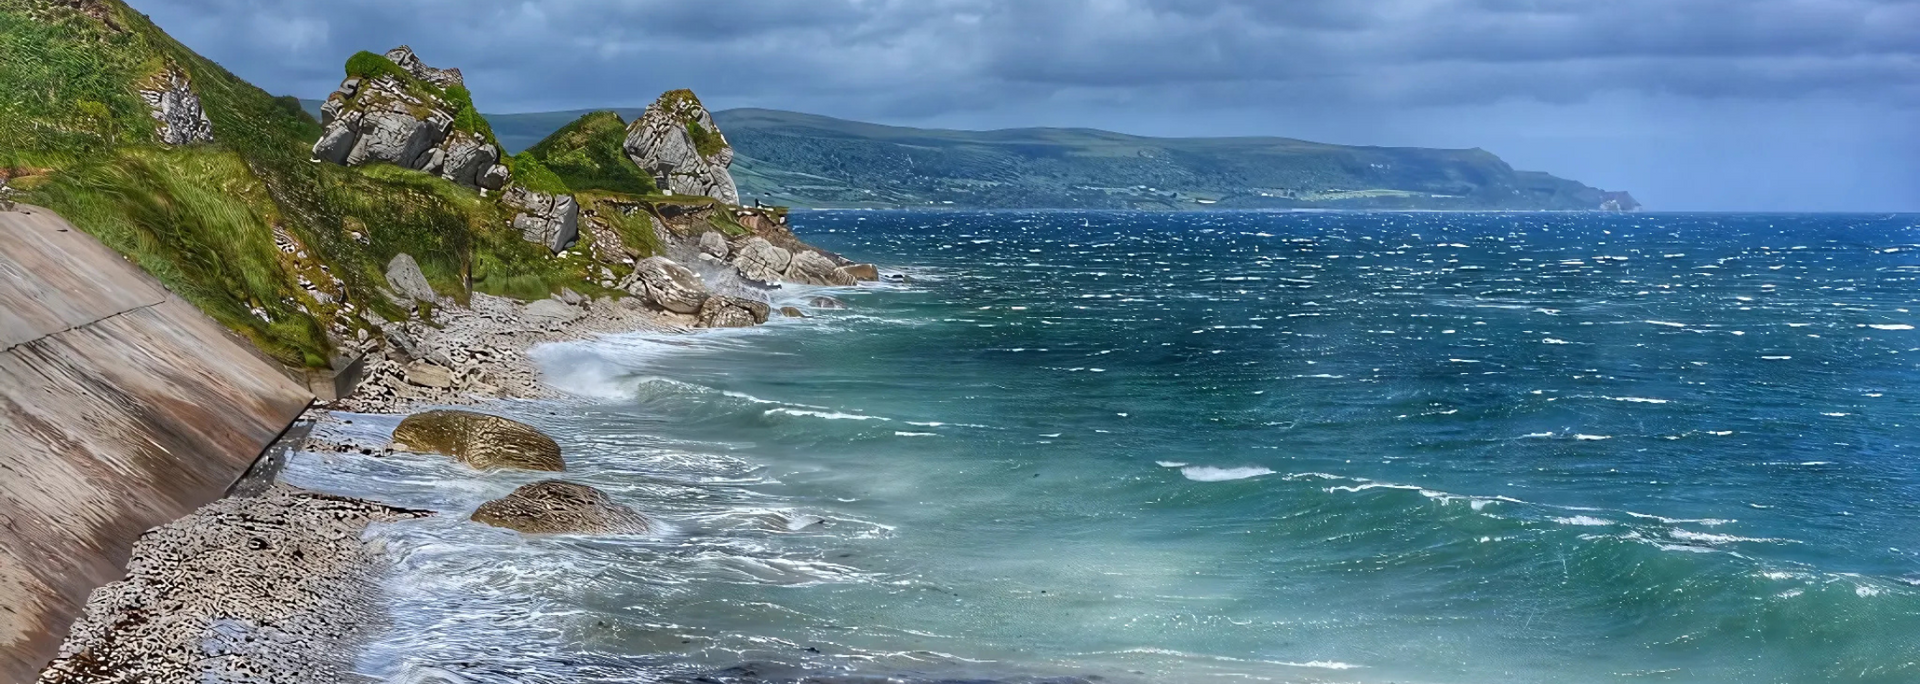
[697,295,771,328]
[623,89,738,203]
[389,410,565,471]
[779,306,805,318]
[808,296,848,310]
[471,480,650,534]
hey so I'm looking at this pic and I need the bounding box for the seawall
[0,205,313,682]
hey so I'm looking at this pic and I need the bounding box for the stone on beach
[623,256,711,314]
[471,480,651,534]
[389,409,565,471]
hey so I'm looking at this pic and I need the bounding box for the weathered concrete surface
[0,206,313,682]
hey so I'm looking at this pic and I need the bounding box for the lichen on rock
[389,409,566,471]
[471,480,651,534]
[139,65,213,146]
[623,89,739,203]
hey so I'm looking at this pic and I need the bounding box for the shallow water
[289,211,1920,684]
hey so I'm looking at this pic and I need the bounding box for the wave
[1181,466,1275,482]
[765,407,890,421]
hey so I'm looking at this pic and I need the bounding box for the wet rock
[808,296,848,310]
[471,480,650,534]
[402,360,455,389]
[697,295,770,328]
[732,237,791,283]
[623,256,710,314]
[699,230,730,260]
[389,410,565,471]
[779,306,805,318]
[786,250,857,286]
[502,186,580,253]
[623,89,738,203]
[384,253,437,303]
[139,66,213,146]
[838,263,880,282]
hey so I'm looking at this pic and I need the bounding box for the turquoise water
[291,211,1920,684]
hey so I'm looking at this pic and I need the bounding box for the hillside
[711,108,1634,210]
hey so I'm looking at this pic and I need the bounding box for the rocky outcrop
[139,66,213,146]
[699,230,730,260]
[384,253,437,303]
[501,186,580,253]
[388,410,565,471]
[838,263,880,282]
[620,256,710,314]
[732,237,791,283]
[311,49,508,190]
[697,295,771,329]
[623,90,738,203]
[471,480,651,534]
[787,249,857,286]
[382,45,463,88]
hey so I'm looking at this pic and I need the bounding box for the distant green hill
[298,102,1635,211]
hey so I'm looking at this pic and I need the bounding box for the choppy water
[289,211,1920,684]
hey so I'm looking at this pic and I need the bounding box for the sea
[289,210,1920,684]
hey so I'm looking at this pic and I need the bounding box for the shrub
[507,152,570,195]
[686,120,725,158]
[343,50,410,83]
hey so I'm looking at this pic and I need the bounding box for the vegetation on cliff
[0,0,654,367]
[523,110,657,196]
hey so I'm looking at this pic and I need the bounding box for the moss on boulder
[389,410,564,471]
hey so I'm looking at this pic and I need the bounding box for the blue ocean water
[291,211,1920,684]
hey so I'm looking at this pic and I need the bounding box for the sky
[130,0,1918,211]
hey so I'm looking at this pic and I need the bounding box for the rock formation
[624,90,738,203]
[501,186,580,253]
[471,480,651,534]
[697,295,771,328]
[787,249,858,286]
[731,236,791,283]
[388,410,565,471]
[311,48,508,190]
[620,256,710,314]
[139,65,213,146]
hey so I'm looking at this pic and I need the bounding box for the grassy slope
[1,0,608,367]
[523,110,657,196]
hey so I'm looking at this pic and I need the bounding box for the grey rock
[471,480,650,534]
[503,186,580,253]
[622,91,739,203]
[438,134,499,188]
[779,306,806,318]
[732,237,792,283]
[478,164,511,191]
[838,263,881,282]
[699,231,730,260]
[558,287,587,306]
[139,67,214,146]
[345,104,451,170]
[403,360,455,389]
[523,298,583,326]
[809,295,848,310]
[697,295,770,329]
[787,250,857,286]
[625,256,710,314]
[311,110,361,164]
[384,253,437,303]
[384,45,465,88]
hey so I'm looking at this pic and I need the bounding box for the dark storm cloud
[126,0,1918,210]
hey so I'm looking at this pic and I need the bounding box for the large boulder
[471,480,651,534]
[502,186,580,253]
[523,298,583,326]
[622,90,738,203]
[731,237,791,283]
[697,295,771,328]
[838,263,881,282]
[139,65,213,146]
[786,250,858,286]
[698,231,730,260]
[311,47,509,190]
[622,256,710,314]
[384,253,437,303]
[389,410,565,472]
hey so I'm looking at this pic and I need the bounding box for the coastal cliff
[0,0,880,678]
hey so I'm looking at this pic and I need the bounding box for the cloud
[125,0,1919,210]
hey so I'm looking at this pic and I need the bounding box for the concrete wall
[0,205,313,682]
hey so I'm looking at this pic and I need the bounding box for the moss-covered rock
[470,480,650,534]
[388,410,564,471]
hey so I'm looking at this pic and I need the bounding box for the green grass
[1,0,624,367]
[506,151,570,195]
[343,50,411,83]
[525,110,657,196]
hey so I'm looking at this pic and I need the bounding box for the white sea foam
[1553,515,1612,526]
[1181,466,1275,482]
[894,431,938,437]
[1646,320,1688,328]
[1869,324,1914,330]
[1668,529,1780,545]
[1574,434,1612,441]
[1156,461,1189,468]
[1542,338,1570,344]
[1604,396,1671,404]
[765,408,890,421]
